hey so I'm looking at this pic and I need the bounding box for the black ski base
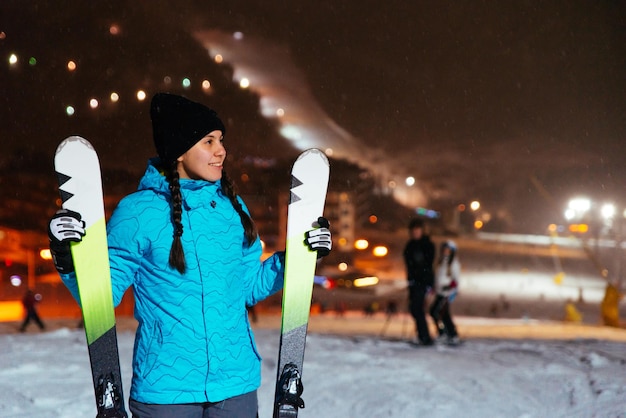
[273,363,305,418]
[88,326,128,418]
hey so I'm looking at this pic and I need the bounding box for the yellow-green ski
[274,149,330,418]
[55,136,127,418]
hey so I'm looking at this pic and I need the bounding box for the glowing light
[39,249,52,260]
[0,32,6,39]
[110,92,119,102]
[214,54,223,64]
[601,203,616,220]
[239,78,250,88]
[325,148,334,156]
[276,108,285,117]
[569,224,589,233]
[182,77,191,88]
[405,176,415,187]
[470,201,481,211]
[368,215,378,224]
[89,98,99,109]
[457,203,466,212]
[388,180,397,189]
[66,106,75,116]
[67,60,76,71]
[372,246,388,257]
[28,57,37,66]
[136,90,146,101]
[474,220,484,230]
[233,31,244,40]
[201,80,211,90]
[338,262,348,272]
[163,76,172,84]
[109,24,120,35]
[9,53,17,65]
[10,275,22,287]
[353,276,379,288]
[354,239,369,250]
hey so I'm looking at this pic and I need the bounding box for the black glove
[304,217,332,258]
[48,209,85,273]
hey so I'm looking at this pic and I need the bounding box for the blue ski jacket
[61,159,285,404]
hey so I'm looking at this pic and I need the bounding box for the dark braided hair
[221,170,258,246]
[163,163,258,274]
[166,161,186,273]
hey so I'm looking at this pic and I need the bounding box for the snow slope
[1,323,625,417]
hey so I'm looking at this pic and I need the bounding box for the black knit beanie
[150,93,226,166]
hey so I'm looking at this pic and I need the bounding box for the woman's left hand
[304,217,332,258]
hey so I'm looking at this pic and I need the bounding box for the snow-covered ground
[1,318,626,418]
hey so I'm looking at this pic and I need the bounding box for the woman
[49,93,331,417]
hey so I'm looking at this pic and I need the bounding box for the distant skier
[19,289,45,332]
[430,240,460,345]
[403,218,435,346]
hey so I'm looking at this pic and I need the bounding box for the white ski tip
[55,136,95,156]
[296,148,329,167]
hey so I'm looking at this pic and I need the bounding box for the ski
[54,136,128,418]
[274,149,330,418]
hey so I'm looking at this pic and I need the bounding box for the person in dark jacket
[48,93,332,418]
[403,218,435,345]
[19,289,45,332]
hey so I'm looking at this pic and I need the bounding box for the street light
[601,203,616,221]
[565,197,591,221]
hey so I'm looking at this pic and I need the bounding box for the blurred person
[403,218,435,346]
[19,289,45,332]
[429,240,460,345]
[48,93,331,418]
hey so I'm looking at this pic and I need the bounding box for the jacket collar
[138,158,223,210]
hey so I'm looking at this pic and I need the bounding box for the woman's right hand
[48,209,86,273]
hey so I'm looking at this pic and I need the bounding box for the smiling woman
[46,92,333,418]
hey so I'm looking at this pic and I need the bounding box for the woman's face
[176,130,226,181]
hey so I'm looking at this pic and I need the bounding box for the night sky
[3,1,626,233]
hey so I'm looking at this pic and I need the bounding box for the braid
[221,170,258,246]
[166,162,186,273]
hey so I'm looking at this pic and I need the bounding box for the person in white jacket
[429,240,460,344]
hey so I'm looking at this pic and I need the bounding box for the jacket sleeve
[106,196,144,307]
[245,243,285,307]
[237,197,285,306]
